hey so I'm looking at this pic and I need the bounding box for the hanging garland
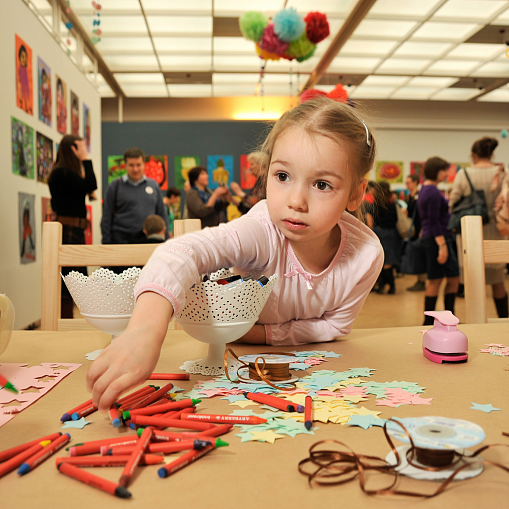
[239,8,329,63]
[91,1,102,44]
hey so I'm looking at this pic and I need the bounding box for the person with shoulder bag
[449,137,508,318]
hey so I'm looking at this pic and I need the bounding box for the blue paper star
[62,417,90,429]
[347,414,385,430]
[470,403,501,413]
[221,394,247,403]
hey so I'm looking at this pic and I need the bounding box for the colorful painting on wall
[15,35,33,115]
[85,205,93,245]
[36,132,53,184]
[70,91,79,136]
[410,161,425,183]
[41,196,56,224]
[107,155,168,189]
[37,57,51,126]
[19,192,36,264]
[83,103,91,152]
[375,161,404,184]
[240,154,257,190]
[207,155,233,189]
[447,162,469,183]
[174,156,200,190]
[56,75,67,134]
[11,117,34,179]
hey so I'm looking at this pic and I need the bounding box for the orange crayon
[130,415,216,431]
[0,432,62,463]
[18,433,70,475]
[68,436,138,456]
[58,461,131,498]
[105,439,211,456]
[117,385,155,407]
[148,373,190,380]
[304,395,313,430]
[61,399,93,422]
[181,413,267,425]
[123,398,200,419]
[56,454,164,468]
[129,382,174,411]
[0,441,51,479]
[118,426,152,488]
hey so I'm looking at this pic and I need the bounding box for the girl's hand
[437,244,448,264]
[71,139,89,161]
[88,191,97,201]
[86,292,173,411]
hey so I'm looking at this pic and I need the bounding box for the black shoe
[406,281,426,292]
[457,283,464,298]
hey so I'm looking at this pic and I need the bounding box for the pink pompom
[304,12,329,44]
[260,23,289,56]
[300,88,327,103]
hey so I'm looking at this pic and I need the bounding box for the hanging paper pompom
[273,7,305,43]
[260,23,289,56]
[296,44,316,62]
[304,12,330,44]
[256,44,281,61]
[239,11,269,42]
[300,89,327,103]
[501,129,508,139]
[286,32,314,60]
[327,84,349,103]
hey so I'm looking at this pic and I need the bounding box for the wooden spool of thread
[247,361,291,382]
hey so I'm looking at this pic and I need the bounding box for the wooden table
[1,324,508,508]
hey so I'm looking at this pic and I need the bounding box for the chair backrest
[41,219,202,331]
[461,215,509,323]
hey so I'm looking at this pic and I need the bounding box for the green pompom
[296,44,317,62]
[286,32,314,59]
[239,11,269,42]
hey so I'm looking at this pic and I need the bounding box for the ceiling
[30,0,509,102]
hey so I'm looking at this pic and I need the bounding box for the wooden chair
[41,219,201,331]
[461,215,509,323]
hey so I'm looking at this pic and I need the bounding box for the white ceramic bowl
[81,314,131,338]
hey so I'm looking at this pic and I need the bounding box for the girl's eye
[315,181,332,191]
[275,172,289,182]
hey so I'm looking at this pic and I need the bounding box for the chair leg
[494,294,509,318]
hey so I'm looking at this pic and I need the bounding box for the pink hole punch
[422,311,468,364]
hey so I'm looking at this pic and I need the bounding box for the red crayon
[71,403,98,420]
[130,415,216,431]
[18,433,70,475]
[124,398,200,419]
[106,439,211,456]
[108,407,122,428]
[157,439,228,478]
[61,398,94,422]
[148,373,190,380]
[129,382,174,411]
[244,391,297,412]
[304,395,313,431]
[118,426,152,488]
[181,413,267,425]
[0,432,62,463]
[58,461,131,499]
[117,386,155,407]
[68,436,138,456]
[0,441,51,479]
[56,454,165,468]
[194,424,234,438]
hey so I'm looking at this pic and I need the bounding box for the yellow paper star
[342,395,367,403]
[249,430,285,444]
[352,406,381,417]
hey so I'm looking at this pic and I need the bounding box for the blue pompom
[273,7,305,43]
[501,129,508,139]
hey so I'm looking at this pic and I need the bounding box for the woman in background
[48,134,97,318]
[184,166,229,228]
[449,137,508,318]
[366,181,401,294]
[418,157,459,325]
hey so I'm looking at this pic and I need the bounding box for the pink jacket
[135,201,383,346]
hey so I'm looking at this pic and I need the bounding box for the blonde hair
[259,97,376,214]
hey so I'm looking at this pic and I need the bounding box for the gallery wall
[0,0,102,329]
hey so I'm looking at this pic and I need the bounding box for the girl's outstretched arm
[86,292,173,412]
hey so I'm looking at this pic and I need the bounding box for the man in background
[101,147,168,244]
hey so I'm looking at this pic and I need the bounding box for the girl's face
[20,50,27,67]
[266,128,366,249]
[197,170,208,187]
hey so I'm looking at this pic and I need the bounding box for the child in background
[141,215,166,243]
[162,187,181,237]
[87,97,384,411]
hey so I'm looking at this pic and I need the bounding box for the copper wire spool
[247,362,292,381]
[413,447,457,467]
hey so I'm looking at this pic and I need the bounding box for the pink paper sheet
[0,362,81,427]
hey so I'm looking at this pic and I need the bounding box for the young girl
[87,97,384,411]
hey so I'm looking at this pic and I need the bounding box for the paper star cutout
[248,430,285,443]
[229,400,258,408]
[236,432,255,443]
[62,417,91,429]
[347,414,386,430]
[470,403,501,413]
[230,409,257,416]
[221,394,247,403]
[485,343,504,347]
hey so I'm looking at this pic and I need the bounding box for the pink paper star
[485,343,505,347]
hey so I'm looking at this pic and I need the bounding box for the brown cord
[298,418,509,497]
[224,348,297,390]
